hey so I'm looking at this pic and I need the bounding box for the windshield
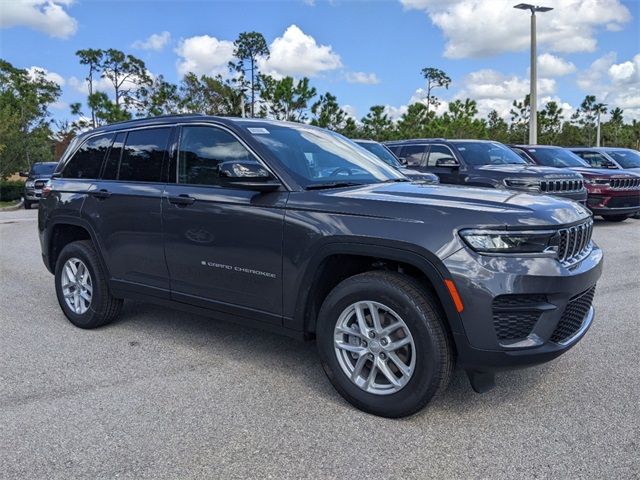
[355,141,402,168]
[31,163,57,176]
[528,148,589,168]
[244,123,404,188]
[453,142,528,166]
[607,150,640,169]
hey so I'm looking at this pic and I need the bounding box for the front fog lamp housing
[503,178,541,192]
[459,229,559,255]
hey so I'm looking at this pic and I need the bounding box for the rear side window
[119,128,171,182]
[178,126,256,186]
[102,132,126,180]
[401,145,428,167]
[62,134,114,179]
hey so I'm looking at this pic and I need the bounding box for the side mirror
[218,161,281,192]
[602,161,617,169]
[398,157,408,166]
[19,171,29,178]
[435,158,459,168]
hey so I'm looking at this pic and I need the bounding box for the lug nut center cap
[368,340,382,354]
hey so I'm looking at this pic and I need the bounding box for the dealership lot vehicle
[1,208,638,478]
[353,139,439,183]
[385,139,587,203]
[570,147,640,173]
[510,145,640,222]
[39,116,602,418]
[19,162,58,209]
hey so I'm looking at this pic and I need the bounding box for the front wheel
[316,271,453,418]
[601,214,628,222]
[23,200,32,209]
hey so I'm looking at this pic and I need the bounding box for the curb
[0,200,25,212]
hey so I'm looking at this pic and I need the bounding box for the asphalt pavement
[1,208,638,479]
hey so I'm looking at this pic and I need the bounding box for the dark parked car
[39,116,602,418]
[385,139,587,204]
[570,147,640,174]
[353,139,439,183]
[510,145,640,222]
[19,162,58,209]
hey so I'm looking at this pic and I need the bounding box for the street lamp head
[513,3,553,12]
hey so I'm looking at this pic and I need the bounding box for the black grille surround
[550,286,596,344]
[540,178,584,193]
[556,219,593,266]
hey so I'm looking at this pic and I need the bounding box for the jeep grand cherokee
[39,116,603,418]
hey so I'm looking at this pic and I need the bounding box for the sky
[1,0,639,124]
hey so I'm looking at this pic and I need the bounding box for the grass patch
[0,200,20,208]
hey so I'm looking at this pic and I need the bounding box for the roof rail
[102,113,207,128]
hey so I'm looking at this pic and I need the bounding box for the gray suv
[39,116,603,417]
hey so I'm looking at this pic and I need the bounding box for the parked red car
[510,145,640,222]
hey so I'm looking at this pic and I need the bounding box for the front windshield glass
[31,163,57,175]
[244,123,404,188]
[355,141,402,168]
[529,148,589,168]
[607,150,640,168]
[453,142,528,166]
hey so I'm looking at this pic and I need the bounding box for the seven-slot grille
[609,177,640,190]
[540,179,584,193]
[34,180,47,189]
[557,219,593,265]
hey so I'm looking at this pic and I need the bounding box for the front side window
[355,141,402,168]
[242,122,403,188]
[119,128,170,182]
[178,126,257,186]
[427,145,457,167]
[62,133,114,179]
[102,132,126,180]
[401,145,428,167]
[576,152,614,168]
[453,142,527,166]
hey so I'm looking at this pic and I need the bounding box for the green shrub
[0,180,25,201]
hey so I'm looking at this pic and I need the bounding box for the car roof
[385,138,496,145]
[352,139,378,144]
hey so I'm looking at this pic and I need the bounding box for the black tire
[54,240,123,329]
[316,271,453,418]
[24,200,32,209]
[601,214,628,222]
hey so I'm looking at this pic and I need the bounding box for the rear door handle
[168,194,195,206]
[92,189,111,199]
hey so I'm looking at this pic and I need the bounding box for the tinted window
[401,145,428,167]
[178,126,256,186]
[607,150,640,169]
[355,141,402,168]
[575,152,613,168]
[528,148,588,168]
[427,145,457,167]
[119,128,170,182]
[62,134,114,179]
[386,145,402,156]
[102,132,126,180]
[453,142,527,166]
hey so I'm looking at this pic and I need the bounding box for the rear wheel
[601,214,628,222]
[23,200,32,209]
[54,240,123,329]
[316,271,453,418]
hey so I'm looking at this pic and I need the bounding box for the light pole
[514,3,553,145]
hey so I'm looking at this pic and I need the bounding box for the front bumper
[24,188,42,201]
[549,189,588,203]
[443,240,603,372]
[587,193,640,216]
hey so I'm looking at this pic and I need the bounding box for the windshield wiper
[306,181,364,190]
[382,178,410,183]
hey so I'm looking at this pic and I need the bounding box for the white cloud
[400,0,631,58]
[538,53,576,77]
[175,35,235,77]
[345,71,380,84]
[342,104,358,119]
[259,24,342,78]
[132,31,171,51]
[27,66,66,86]
[0,0,77,39]
[576,53,640,120]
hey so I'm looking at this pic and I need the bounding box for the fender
[287,237,465,337]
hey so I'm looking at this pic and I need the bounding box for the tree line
[1,31,639,178]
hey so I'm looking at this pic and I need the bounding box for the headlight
[25,180,35,188]
[459,229,559,255]
[503,178,541,192]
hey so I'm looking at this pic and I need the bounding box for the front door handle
[168,194,195,206]
[92,189,111,199]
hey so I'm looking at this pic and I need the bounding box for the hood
[569,167,639,178]
[475,164,582,179]
[306,182,591,228]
